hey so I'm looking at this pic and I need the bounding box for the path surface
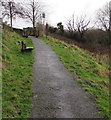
[29,36,102,118]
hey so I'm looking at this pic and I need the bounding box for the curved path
[29,36,102,118]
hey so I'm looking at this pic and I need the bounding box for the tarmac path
[29,36,102,118]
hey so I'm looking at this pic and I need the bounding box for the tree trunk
[10,13,12,28]
[9,2,12,28]
[32,0,35,36]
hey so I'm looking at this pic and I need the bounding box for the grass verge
[0,26,2,120]
[40,36,110,118]
[2,28,34,118]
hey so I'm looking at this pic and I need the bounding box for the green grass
[0,28,2,120]
[2,28,34,118]
[40,36,110,118]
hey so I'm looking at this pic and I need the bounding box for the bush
[48,26,57,33]
[85,29,108,45]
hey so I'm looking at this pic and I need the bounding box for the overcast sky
[4,0,110,29]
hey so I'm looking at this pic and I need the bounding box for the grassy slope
[41,36,110,118]
[2,28,34,118]
[0,28,2,119]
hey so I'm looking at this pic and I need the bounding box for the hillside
[2,26,34,118]
[41,36,110,118]
[0,25,2,119]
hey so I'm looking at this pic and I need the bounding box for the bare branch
[96,2,110,31]
[2,1,24,27]
[20,0,43,29]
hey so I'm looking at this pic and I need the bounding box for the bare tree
[66,14,90,40]
[96,2,111,45]
[2,1,23,27]
[20,0,43,34]
[66,14,75,33]
[76,15,90,40]
[96,2,111,32]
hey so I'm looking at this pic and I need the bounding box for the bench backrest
[21,41,26,51]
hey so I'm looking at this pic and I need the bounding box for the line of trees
[2,0,111,45]
[48,2,111,44]
[2,0,43,33]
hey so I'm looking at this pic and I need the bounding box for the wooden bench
[21,41,33,52]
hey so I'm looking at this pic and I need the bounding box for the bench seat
[21,41,33,52]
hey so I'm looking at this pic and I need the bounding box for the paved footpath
[29,36,102,118]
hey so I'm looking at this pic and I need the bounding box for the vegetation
[2,0,110,119]
[13,27,23,36]
[57,22,64,35]
[48,2,111,50]
[19,0,43,33]
[40,35,110,118]
[0,24,2,120]
[2,26,34,118]
[2,1,23,28]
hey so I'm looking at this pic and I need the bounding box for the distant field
[41,36,110,118]
[2,27,34,118]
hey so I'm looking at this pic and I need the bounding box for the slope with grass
[0,26,2,119]
[2,27,34,118]
[40,36,110,118]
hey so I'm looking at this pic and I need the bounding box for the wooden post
[45,23,48,37]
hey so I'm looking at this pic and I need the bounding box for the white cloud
[45,0,110,26]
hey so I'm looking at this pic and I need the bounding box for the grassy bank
[0,26,2,119]
[2,28,34,118]
[40,36,110,118]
